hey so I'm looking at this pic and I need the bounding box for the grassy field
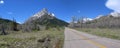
[75,28,120,40]
[0,28,64,48]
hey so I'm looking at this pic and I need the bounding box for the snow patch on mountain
[95,15,104,19]
[110,12,120,17]
[83,18,93,23]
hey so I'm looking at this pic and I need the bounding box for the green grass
[75,28,120,40]
[0,28,64,48]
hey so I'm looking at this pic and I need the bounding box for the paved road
[64,27,120,48]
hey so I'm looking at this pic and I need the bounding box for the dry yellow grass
[0,28,64,48]
[75,28,120,40]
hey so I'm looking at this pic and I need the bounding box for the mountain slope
[0,18,13,24]
[0,18,18,31]
[84,13,120,28]
[24,8,68,30]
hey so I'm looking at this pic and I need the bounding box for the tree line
[68,15,120,28]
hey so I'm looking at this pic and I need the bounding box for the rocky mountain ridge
[24,8,68,31]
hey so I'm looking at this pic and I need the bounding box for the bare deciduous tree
[68,16,77,28]
[1,24,7,35]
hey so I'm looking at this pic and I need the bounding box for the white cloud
[0,0,4,4]
[106,0,120,13]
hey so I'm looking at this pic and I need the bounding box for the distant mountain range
[82,12,120,28]
[82,12,120,22]
[69,12,120,28]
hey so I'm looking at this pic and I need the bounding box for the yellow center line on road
[70,29,107,48]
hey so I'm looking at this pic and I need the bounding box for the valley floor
[75,28,120,40]
[0,29,64,48]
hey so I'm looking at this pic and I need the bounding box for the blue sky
[0,0,113,23]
